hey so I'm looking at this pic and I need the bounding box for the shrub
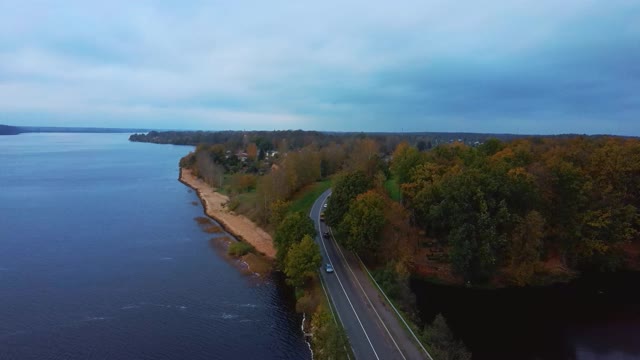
[228,241,254,257]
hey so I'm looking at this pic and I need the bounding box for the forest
[132,130,640,287]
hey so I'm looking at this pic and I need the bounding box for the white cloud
[0,0,638,134]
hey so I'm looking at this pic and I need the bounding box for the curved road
[310,189,428,360]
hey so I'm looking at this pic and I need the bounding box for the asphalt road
[310,189,421,360]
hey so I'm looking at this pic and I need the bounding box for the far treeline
[0,124,152,135]
[130,130,640,286]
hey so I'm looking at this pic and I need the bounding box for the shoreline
[179,167,276,259]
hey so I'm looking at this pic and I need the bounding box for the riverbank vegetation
[168,131,360,357]
[149,130,640,281]
[310,304,351,360]
[133,130,639,356]
[228,241,254,257]
[273,211,352,357]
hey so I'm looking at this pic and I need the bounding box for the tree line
[394,137,640,284]
[171,129,640,286]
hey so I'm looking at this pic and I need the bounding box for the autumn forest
[131,131,640,288]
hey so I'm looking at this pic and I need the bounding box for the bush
[371,262,419,320]
[311,305,351,360]
[423,314,471,360]
[228,241,254,257]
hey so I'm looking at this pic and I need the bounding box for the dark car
[323,231,330,239]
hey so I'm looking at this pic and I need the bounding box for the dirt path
[179,168,276,259]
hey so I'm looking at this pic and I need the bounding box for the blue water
[0,133,310,360]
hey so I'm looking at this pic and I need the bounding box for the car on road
[323,203,328,208]
[323,231,330,239]
[325,263,334,273]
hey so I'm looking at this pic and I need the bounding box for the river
[0,133,310,360]
[412,271,640,360]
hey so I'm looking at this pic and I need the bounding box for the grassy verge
[287,179,332,215]
[364,268,434,357]
[282,178,353,359]
[384,177,402,202]
[306,274,354,360]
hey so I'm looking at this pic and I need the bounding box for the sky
[1,1,639,135]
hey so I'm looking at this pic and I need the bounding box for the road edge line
[357,255,435,360]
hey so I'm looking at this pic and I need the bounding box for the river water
[0,133,310,360]
[412,271,640,360]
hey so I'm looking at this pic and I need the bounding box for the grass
[384,177,402,202]
[228,191,257,212]
[287,179,332,215]
[364,268,434,356]
[228,241,255,257]
[296,276,324,313]
[313,273,355,359]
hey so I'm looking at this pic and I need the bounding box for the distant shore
[179,168,276,259]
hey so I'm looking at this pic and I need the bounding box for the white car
[325,263,334,273]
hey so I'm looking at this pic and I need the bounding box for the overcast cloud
[1,0,638,134]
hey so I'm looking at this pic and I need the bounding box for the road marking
[315,192,380,360]
[328,226,407,360]
[358,255,434,360]
[311,196,353,360]
[317,268,341,326]
[317,267,352,360]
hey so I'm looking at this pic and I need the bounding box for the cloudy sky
[1,1,638,134]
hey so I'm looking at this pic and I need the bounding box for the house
[236,151,248,162]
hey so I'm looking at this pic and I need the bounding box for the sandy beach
[179,168,276,259]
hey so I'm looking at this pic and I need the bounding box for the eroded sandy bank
[179,168,276,259]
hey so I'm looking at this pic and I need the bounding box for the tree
[284,235,322,287]
[274,212,316,264]
[380,200,419,272]
[311,305,350,360]
[195,150,225,187]
[255,137,274,161]
[478,138,504,156]
[344,138,379,176]
[230,173,256,193]
[422,314,471,360]
[339,190,386,254]
[508,211,545,285]
[209,144,226,164]
[325,171,372,227]
[391,142,424,184]
[320,142,347,177]
[246,143,258,160]
[269,199,291,227]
